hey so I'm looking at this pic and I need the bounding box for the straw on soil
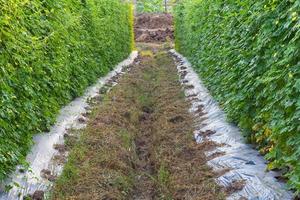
[51,44,226,200]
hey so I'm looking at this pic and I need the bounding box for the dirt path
[50,43,225,200]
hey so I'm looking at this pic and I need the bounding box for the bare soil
[135,14,174,43]
[135,14,173,29]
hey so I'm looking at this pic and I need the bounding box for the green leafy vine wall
[137,0,165,13]
[175,0,300,192]
[0,0,133,180]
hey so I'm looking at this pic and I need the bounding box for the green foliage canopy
[175,0,300,193]
[0,0,133,180]
[137,0,165,13]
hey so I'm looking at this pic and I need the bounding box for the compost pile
[135,13,174,42]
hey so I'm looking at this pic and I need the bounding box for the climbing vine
[175,0,300,193]
[137,0,165,13]
[136,0,176,13]
[0,0,133,180]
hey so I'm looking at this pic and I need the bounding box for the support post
[164,0,167,13]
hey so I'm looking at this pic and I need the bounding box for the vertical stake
[164,0,167,13]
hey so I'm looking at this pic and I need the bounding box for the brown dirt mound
[135,14,174,43]
[135,13,173,29]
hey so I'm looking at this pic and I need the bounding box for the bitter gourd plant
[175,0,300,193]
[0,0,134,180]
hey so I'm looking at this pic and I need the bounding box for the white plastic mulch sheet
[0,51,138,200]
[170,49,293,200]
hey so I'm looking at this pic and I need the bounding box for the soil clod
[201,130,216,137]
[31,190,44,200]
[225,180,246,195]
[78,116,87,123]
[41,169,57,182]
[185,85,195,90]
[180,71,188,79]
[53,144,67,154]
